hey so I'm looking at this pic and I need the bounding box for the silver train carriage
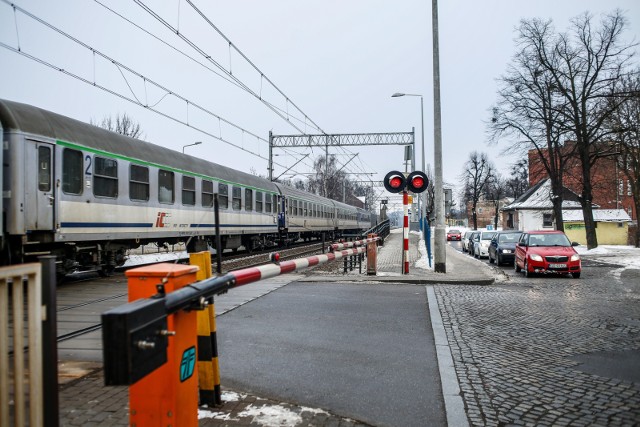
[0,99,373,276]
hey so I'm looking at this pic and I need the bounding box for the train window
[38,146,51,192]
[265,193,272,213]
[62,149,83,194]
[159,169,175,204]
[202,180,213,207]
[245,188,253,211]
[256,191,263,212]
[232,186,241,210]
[219,183,229,209]
[130,165,149,201]
[94,156,118,198]
[273,195,277,213]
[182,176,196,206]
[304,202,308,217]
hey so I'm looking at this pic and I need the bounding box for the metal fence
[0,263,43,427]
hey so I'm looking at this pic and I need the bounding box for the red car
[514,230,581,278]
[446,229,462,241]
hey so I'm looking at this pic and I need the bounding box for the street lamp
[182,141,202,153]
[391,92,426,229]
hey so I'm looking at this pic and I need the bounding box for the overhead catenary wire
[0,1,313,173]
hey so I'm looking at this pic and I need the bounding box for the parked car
[473,231,497,258]
[461,231,474,253]
[467,231,480,255]
[447,229,462,241]
[488,231,523,265]
[514,230,581,278]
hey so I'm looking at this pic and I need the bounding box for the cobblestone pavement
[435,271,640,426]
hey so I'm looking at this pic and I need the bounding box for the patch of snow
[222,390,247,402]
[122,251,188,267]
[198,409,239,421]
[576,245,640,270]
[237,404,303,427]
[414,236,433,271]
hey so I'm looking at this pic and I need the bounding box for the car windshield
[528,233,571,247]
[481,232,496,241]
[449,229,460,234]
[499,233,521,243]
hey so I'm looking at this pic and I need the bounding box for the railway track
[55,239,341,347]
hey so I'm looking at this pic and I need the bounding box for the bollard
[367,233,378,275]
[190,252,222,406]
[126,263,199,427]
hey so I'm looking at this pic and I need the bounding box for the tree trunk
[550,178,565,232]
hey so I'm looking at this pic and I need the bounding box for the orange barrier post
[367,233,378,275]
[126,263,199,427]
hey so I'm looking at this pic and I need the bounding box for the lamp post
[391,92,425,228]
[182,141,202,153]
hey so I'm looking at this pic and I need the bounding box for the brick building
[528,143,636,221]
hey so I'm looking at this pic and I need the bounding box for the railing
[362,219,390,240]
[0,263,44,427]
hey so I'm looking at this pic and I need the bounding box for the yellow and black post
[190,252,222,406]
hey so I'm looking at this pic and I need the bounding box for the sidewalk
[57,230,498,426]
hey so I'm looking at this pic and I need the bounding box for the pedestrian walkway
[57,229,495,426]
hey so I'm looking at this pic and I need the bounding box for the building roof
[502,179,585,210]
[563,209,632,223]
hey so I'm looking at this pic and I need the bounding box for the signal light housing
[383,170,406,193]
[407,171,429,193]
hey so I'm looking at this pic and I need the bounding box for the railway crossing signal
[383,170,429,194]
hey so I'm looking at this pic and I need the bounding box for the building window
[182,176,196,206]
[619,179,624,196]
[202,180,213,207]
[62,149,83,195]
[94,156,118,198]
[542,213,553,228]
[219,183,229,209]
[130,165,149,201]
[628,180,632,197]
[159,169,174,204]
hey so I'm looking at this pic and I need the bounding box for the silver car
[474,231,497,258]
[462,231,474,253]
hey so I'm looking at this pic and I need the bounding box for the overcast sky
[1,1,638,210]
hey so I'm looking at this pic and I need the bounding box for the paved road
[217,282,446,427]
[434,256,640,426]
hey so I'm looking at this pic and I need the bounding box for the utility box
[126,263,199,427]
[102,298,168,386]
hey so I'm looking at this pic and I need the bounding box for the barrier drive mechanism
[101,237,379,426]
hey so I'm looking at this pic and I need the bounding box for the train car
[273,183,335,243]
[0,99,372,276]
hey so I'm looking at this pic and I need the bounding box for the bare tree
[505,159,529,199]
[518,10,636,248]
[485,173,508,231]
[91,113,144,139]
[460,152,495,230]
[608,68,640,246]
[489,17,576,232]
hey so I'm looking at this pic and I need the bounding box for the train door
[24,140,55,231]
[278,196,287,230]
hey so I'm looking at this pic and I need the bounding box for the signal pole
[432,0,446,273]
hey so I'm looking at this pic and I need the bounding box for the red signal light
[406,171,429,193]
[269,252,280,263]
[411,176,424,189]
[383,170,407,193]
[390,177,403,189]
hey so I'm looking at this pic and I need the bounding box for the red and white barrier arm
[230,247,367,287]
[329,237,379,251]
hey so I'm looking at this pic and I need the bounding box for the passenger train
[0,99,374,276]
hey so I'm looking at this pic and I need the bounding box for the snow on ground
[576,245,640,269]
